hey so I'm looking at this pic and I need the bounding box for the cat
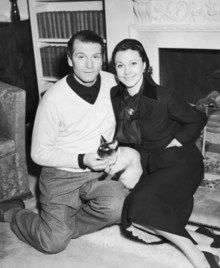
[97,136,142,189]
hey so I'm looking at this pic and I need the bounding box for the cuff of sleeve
[78,154,87,170]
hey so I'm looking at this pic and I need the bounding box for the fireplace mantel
[129,0,220,83]
[132,0,220,28]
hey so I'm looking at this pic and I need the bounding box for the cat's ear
[100,135,107,144]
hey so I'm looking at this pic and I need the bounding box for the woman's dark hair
[67,30,104,57]
[111,38,151,74]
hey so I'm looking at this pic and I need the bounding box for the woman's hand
[166,138,182,148]
[83,153,110,171]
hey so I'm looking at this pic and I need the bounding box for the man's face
[68,40,103,87]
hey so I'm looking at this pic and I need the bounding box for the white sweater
[31,71,117,172]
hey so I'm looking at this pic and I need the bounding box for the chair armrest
[0,81,30,202]
[0,81,26,159]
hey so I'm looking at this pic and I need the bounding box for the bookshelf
[28,0,107,98]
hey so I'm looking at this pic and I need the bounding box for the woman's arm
[167,93,208,145]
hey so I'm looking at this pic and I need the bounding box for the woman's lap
[122,153,204,238]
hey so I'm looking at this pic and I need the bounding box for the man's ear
[67,55,73,67]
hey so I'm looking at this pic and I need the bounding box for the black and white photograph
[0,0,220,267]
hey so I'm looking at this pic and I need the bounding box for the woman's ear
[143,62,147,73]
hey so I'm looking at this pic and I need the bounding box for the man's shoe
[0,199,25,222]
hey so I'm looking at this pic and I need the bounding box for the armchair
[0,81,31,202]
[189,107,220,230]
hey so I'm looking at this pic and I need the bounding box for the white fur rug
[0,188,194,268]
[80,225,194,268]
[2,175,219,268]
[0,220,193,268]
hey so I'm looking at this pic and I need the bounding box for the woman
[111,38,220,268]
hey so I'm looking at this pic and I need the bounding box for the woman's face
[114,49,146,90]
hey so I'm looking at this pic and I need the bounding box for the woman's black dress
[111,76,207,242]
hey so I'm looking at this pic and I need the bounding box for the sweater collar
[66,71,101,104]
[67,71,101,91]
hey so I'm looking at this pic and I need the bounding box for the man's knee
[42,235,70,254]
[105,196,124,223]
[38,223,73,254]
[98,182,127,223]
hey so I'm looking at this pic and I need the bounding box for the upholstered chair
[190,107,220,230]
[0,81,31,202]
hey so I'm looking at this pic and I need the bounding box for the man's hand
[83,153,110,171]
[166,138,182,148]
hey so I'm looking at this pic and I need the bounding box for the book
[55,12,62,39]
[70,11,77,35]
[37,13,43,38]
[40,46,47,76]
[87,10,94,31]
[46,12,53,38]
[51,46,58,77]
[47,46,53,77]
[83,10,89,30]
[75,11,81,32]
[66,11,72,38]
[60,11,67,38]
[51,12,58,38]
[92,10,99,35]
[79,10,84,31]
[98,10,105,38]
[41,12,47,38]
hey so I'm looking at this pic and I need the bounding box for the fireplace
[129,0,220,85]
[129,0,220,189]
[159,48,220,104]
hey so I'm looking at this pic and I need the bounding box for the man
[0,30,128,253]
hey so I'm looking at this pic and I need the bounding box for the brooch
[127,108,135,115]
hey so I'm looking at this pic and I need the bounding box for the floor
[0,175,200,268]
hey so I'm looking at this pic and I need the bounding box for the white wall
[0,0,29,22]
[104,0,133,61]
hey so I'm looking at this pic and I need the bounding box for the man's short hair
[67,30,104,57]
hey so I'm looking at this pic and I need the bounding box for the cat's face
[97,136,118,158]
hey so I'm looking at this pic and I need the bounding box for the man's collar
[66,71,101,104]
[67,71,101,90]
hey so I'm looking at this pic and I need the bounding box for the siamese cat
[97,136,142,189]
